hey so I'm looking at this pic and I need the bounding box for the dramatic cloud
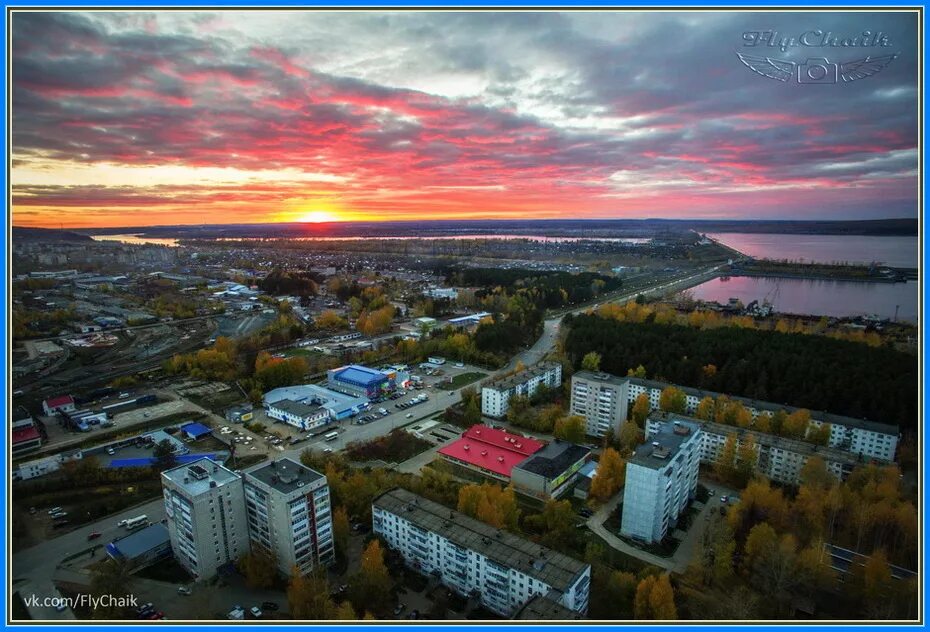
[11,10,919,227]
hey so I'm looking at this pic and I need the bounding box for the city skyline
[12,10,919,228]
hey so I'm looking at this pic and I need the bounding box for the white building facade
[161,459,249,580]
[570,371,898,462]
[243,459,335,577]
[621,419,702,544]
[482,362,563,418]
[373,488,590,617]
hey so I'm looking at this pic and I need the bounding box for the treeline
[447,267,622,308]
[258,268,320,296]
[563,314,916,429]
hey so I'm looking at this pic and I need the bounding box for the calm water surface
[708,232,918,268]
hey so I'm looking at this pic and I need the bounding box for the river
[707,232,918,268]
[687,276,918,323]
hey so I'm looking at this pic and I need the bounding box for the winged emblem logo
[736,52,899,84]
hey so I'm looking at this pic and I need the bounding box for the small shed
[180,422,212,441]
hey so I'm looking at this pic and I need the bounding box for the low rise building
[438,425,544,482]
[482,362,562,419]
[570,371,898,462]
[621,418,702,544]
[263,384,367,423]
[373,488,591,617]
[105,523,172,570]
[42,394,75,416]
[266,399,330,431]
[327,364,394,399]
[244,459,335,577]
[511,440,592,500]
[161,459,249,580]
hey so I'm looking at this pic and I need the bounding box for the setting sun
[298,210,340,223]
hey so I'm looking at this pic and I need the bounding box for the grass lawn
[283,348,324,358]
[448,372,486,389]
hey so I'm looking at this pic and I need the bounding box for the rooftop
[44,394,74,408]
[246,458,324,495]
[331,364,389,386]
[484,362,560,393]
[162,458,241,496]
[264,384,367,415]
[630,418,701,470]
[513,440,591,480]
[438,425,545,478]
[107,523,170,560]
[374,488,588,592]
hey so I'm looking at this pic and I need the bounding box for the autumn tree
[714,433,738,483]
[631,393,652,426]
[463,398,482,426]
[348,540,392,615]
[618,420,643,455]
[658,386,687,414]
[735,433,757,487]
[554,415,586,444]
[581,351,602,372]
[457,483,521,531]
[783,409,811,440]
[588,447,626,504]
[807,423,832,446]
[694,396,715,421]
[626,364,647,378]
[333,505,350,555]
[239,548,278,589]
[634,574,677,619]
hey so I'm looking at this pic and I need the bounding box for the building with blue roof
[180,422,212,441]
[105,523,172,570]
[327,365,394,399]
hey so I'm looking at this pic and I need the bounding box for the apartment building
[482,362,563,418]
[243,459,335,577]
[161,459,249,580]
[647,412,861,485]
[570,371,898,462]
[373,488,590,617]
[621,418,702,544]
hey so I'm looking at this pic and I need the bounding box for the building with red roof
[12,424,42,457]
[438,425,545,481]
[42,394,75,416]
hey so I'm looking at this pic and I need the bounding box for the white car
[406,413,413,418]
[250,606,263,619]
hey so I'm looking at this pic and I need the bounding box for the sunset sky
[11,10,918,229]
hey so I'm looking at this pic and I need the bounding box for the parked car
[250,606,263,619]
[406,413,413,418]
[261,601,279,611]
[394,604,406,616]
[48,507,63,515]
[177,586,192,596]
[720,496,728,504]
[87,532,102,541]
[407,610,420,619]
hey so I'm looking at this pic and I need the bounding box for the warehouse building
[373,488,591,617]
[327,365,395,399]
